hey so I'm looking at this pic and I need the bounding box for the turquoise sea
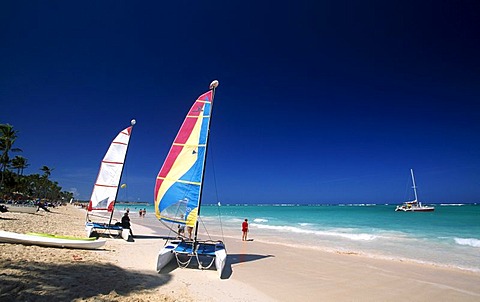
[118,203,480,272]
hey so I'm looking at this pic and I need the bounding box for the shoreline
[1,204,480,301]
[117,203,480,274]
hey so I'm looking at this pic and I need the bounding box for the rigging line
[198,216,212,240]
[159,220,181,244]
[209,146,225,241]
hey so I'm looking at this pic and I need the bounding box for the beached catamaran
[155,80,226,277]
[395,169,435,212]
[85,120,136,239]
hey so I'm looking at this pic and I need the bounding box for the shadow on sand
[221,253,274,279]
[0,217,17,221]
[158,252,274,280]
[0,259,171,301]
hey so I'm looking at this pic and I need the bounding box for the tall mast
[410,168,418,203]
[108,119,136,225]
[193,80,219,242]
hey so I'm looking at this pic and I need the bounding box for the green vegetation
[0,123,73,202]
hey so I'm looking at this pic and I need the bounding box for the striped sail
[87,124,134,213]
[155,89,214,227]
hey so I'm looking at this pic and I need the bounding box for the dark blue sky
[2,1,479,204]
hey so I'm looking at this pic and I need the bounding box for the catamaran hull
[0,230,106,249]
[215,247,227,278]
[157,240,181,272]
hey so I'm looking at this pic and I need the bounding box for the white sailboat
[395,169,435,212]
[85,120,136,240]
[155,80,226,278]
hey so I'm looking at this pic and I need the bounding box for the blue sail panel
[154,90,214,227]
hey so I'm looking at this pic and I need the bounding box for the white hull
[85,224,94,238]
[157,240,181,272]
[395,205,435,212]
[0,230,106,249]
[215,248,227,278]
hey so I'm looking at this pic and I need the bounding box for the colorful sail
[87,121,135,213]
[155,88,216,227]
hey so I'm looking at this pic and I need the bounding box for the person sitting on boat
[121,210,134,237]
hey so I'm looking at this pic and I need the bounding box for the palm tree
[0,124,22,192]
[11,156,29,175]
[40,166,54,200]
[40,165,53,179]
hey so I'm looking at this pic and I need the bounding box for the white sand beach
[1,204,480,301]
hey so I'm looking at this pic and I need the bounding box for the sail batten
[156,177,201,186]
[172,143,206,147]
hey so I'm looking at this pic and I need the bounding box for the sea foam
[454,237,480,248]
[252,223,377,241]
[253,218,268,223]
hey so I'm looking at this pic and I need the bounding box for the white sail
[87,122,134,213]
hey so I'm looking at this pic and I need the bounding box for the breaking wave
[454,237,480,247]
[252,223,377,241]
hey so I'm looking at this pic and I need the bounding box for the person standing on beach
[187,226,193,240]
[242,219,249,241]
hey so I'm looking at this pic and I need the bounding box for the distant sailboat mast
[410,168,419,205]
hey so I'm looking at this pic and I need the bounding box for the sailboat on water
[85,120,136,240]
[155,80,226,278]
[395,169,435,212]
